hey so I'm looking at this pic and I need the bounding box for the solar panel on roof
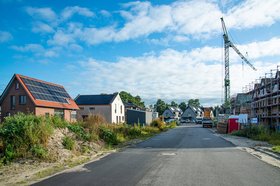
[21,77,70,104]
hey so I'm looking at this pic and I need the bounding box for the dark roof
[75,94,118,105]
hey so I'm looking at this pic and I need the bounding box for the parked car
[202,118,213,128]
[196,118,203,124]
[180,118,187,124]
[165,118,176,124]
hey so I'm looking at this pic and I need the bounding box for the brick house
[0,74,79,122]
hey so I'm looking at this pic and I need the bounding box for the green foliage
[67,124,90,141]
[169,121,177,128]
[170,101,178,107]
[99,126,118,145]
[179,102,187,112]
[62,136,75,150]
[154,99,168,115]
[188,99,200,108]
[231,125,280,146]
[272,146,280,153]
[31,145,48,159]
[151,118,166,131]
[0,113,54,163]
[48,115,68,128]
[119,91,145,108]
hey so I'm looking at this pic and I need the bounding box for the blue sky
[1,0,280,106]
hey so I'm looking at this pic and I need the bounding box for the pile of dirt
[0,128,104,185]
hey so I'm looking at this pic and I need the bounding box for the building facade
[250,73,280,130]
[0,74,79,122]
[75,93,125,124]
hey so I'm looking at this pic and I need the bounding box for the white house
[75,93,125,124]
[162,107,183,120]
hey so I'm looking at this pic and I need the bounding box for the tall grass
[0,113,53,163]
[0,113,163,164]
[231,125,280,145]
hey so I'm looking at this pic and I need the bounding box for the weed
[150,119,166,131]
[31,145,48,159]
[272,146,280,153]
[0,113,54,163]
[62,136,75,150]
[67,124,90,141]
[99,126,118,145]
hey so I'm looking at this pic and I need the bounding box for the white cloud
[31,1,280,46]
[0,31,12,42]
[226,0,280,29]
[11,44,59,57]
[61,6,94,21]
[26,7,57,22]
[71,37,280,105]
[100,10,111,17]
[32,22,54,33]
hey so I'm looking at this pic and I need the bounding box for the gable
[0,74,79,110]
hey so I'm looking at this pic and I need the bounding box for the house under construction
[234,66,280,131]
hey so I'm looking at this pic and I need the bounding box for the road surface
[34,124,280,186]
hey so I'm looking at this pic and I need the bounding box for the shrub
[48,115,68,128]
[127,126,142,138]
[99,126,118,145]
[169,121,177,128]
[150,119,166,131]
[62,136,75,150]
[31,145,48,159]
[0,113,54,163]
[272,146,280,153]
[67,123,90,141]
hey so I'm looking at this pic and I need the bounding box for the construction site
[220,18,280,131]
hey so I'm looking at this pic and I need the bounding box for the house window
[54,109,64,119]
[89,107,95,110]
[15,82,19,90]
[120,105,122,114]
[79,107,84,110]
[115,104,117,113]
[122,116,125,121]
[119,116,121,122]
[71,111,77,119]
[19,95,27,105]
[45,113,50,117]
[10,96,16,110]
[116,116,118,123]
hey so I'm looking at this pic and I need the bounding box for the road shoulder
[209,128,280,169]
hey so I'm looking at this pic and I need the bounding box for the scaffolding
[248,66,280,131]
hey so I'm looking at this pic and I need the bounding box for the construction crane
[220,17,257,110]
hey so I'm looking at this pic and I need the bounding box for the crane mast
[220,17,257,110]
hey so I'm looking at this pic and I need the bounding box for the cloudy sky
[1,0,280,106]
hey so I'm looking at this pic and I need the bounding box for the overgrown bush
[169,121,177,129]
[150,119,166,131]
[82,114,107,141]
[0,113,53,163]
[62,136,75,150]
[99,126,118,145]
[67,123,90,141]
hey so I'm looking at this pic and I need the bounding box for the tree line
[119,91,201,116]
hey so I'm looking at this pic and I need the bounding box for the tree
[188,99,200,108]
[179,102,187,111]
[154,99,167,115]
[170,101,178,107]
[119,91,145,108]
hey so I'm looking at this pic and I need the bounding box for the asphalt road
[34,124,280,186]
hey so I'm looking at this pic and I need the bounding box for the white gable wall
[111,94,125,123]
